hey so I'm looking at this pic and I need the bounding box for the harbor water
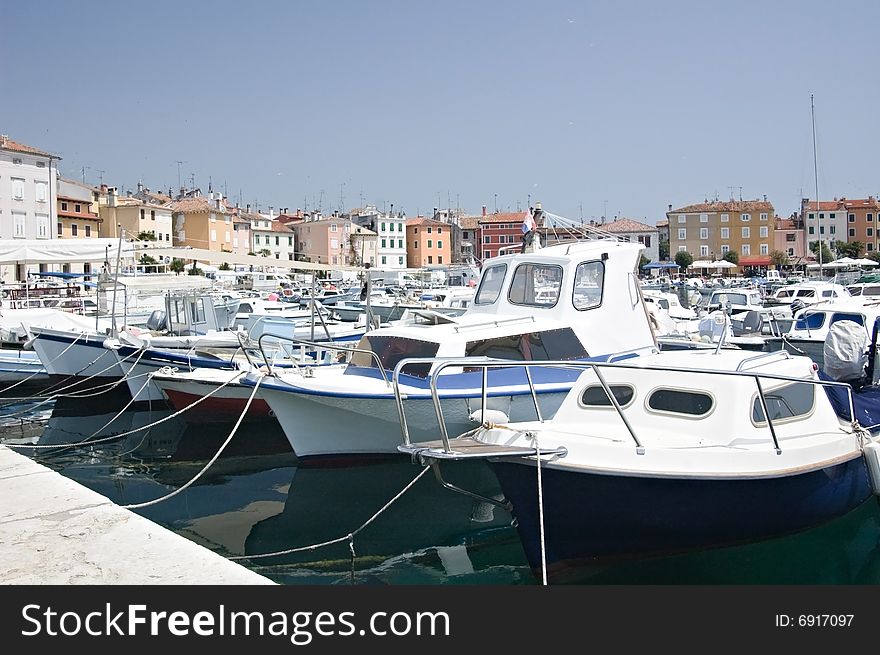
[2,393,880,585]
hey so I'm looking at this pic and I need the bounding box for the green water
[2,398,879,585]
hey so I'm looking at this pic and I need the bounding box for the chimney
[481,205,487,216]
[108,187,117,207]
[668,204,672,212]
[246,204,250,212]
[127,190,133,198]
[137,181,143,192]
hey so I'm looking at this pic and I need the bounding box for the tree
[674,250,693,270]
[639,254,650,269]
[722,250,739,265]
[137,231,157,242]
[770,250,790,268]
[169,258,185,274]
[259,248,272,257]
[869,251,880,264]
[219,262,231,271]
[658,240,670,261]
[837,241,865,258]
[809,240,836,263]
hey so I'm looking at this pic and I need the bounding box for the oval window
[648,388,713,416]
[580,384,634,407]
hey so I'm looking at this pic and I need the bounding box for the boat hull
[159,379,273,423]
[490,454,873,573]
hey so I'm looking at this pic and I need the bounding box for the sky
[3,0,879,224]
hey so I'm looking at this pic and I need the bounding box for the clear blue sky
[3,0,878,224]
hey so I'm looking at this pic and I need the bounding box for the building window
[700,213,708,223]
[760,244,769,255]
[809,213,815,219]
[71,224,78,236]
[850,228,856,237]
[398,256,404,265]
[849,214,856,222]
[721,245,730,254]
[381,256,387,265]
[210,229,216,241]
[720,227,729,239]
[759,226,768,238]
[678,214,686,223]
[398,239,403,249]
[414,241,419,248]
[85,225,91,237]
[700,245,709,256]
[35,181,48,203]
[760,213,768,221]
[414,227,418,234]
[678,245,687,252]
[820,226,825,234]
[12,178,24,199]
[742,227,750,238]
[678,228,686,239]
[788,248,794,255]
[438,255,443,264]
[830,225,836,234]
[721,213,729,222]
[57,222,62,236]
[428,255,433,264]
[741,213,750,221]
[869,213,875,222]
[868,228,874,237]
[484,250,491,259]
[36,214,48,239]
[742,244,750,255]
[381,238,386,248]
[427,227,433,233]
[330,238,339,249]
[699,228,708,239]
[151,210,155,220]
[808,226,815,235]
[437,240,443,248]
[644,235,651,247]
[331,223,338,232]
[829,213,836,219]
[427,240,433,248]
[869,244,875,252]
[381,222,386,232]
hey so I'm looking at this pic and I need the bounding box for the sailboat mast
[811,93,823,276]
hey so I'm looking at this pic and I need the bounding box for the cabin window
[830,313,865,327]
[239,302,253,313]
[508,263,563,307]
[349,335,439,378]
[794,312,826,331]
[647,388,713,416]
[573,261,604,310]
[752,382,814,424]
[579,384,635,408]
[474,264,508,305]
[465,328,588,361]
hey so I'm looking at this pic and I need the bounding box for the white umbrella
[834,256,857,266]
[711,260,737,269]
[855,258,878,267]
[688,260,714,268]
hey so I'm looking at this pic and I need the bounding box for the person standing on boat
[521,207,537,253]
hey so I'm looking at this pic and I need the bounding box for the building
[170,190,233,251]
[841,197,880,254]
[0,134,61,281]
[251,215,297,262]
[801,199,847,256]
[666,199,776,269]
[291,216,352,266]
[347,223,378,267]
[98,188,173,243]
[459,215,480,264]
[599,218,660,262]
[478,209,528,260]
[655,219,669,260]
[57,178,102,240]
[406,218,451,267]
[774,215,807,265]
[351,205,406,269]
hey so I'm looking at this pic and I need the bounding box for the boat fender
[864,441,880,497]
[22,336,36,351]
[468,409,509,425]
[103,337,122,350]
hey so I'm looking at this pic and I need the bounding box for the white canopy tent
[855,258,878,267]
[0,238,137,264]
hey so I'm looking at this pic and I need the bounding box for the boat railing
[253,331,389,386]
[394,356,860,458]
[451,315,536,333]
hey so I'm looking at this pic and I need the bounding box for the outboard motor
[731,310,763,336]
[146,309,167,332]
[790,298,807,315]
[823,320,868,384]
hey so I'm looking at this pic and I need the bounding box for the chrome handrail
[394,356,859,456]
[254,331,389,385]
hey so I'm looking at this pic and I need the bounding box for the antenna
[811,93,823,275]
[96,169,105,185]
[174,160,185,188]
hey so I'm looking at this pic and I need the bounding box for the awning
[738,256,771,266]
[140,246,362,273]
[0,238,137,263]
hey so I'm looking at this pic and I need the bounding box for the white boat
[242,239,659,462]
[399,348,880,574]
[764,280,851,308]
[0,348,47,386]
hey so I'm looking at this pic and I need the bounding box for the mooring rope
[229,465,431,562]
[0,331,87,395]
[6,368,248,451]
[120,374,263,510]
[529,431,550,586]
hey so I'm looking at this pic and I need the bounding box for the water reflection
[2,400,879,585]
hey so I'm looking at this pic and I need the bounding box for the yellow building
[170,192,233,251]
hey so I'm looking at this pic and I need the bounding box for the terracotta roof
[802,200,845,211]
[477,211,528,225]
[775,218,798,230]
[0,135,59,159]
[842,198,880,209]
[232,215,251,225]
[406,217,448,227]
[459,216,481,230]
[655,219,668,227]
[170,197,229,214]
[669,200,774,214]
[600,218,657,233]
